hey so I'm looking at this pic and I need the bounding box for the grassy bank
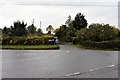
[0,45,59,50]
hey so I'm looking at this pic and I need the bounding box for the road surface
[2,45,118,78]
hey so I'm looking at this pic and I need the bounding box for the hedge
[2,36,56,45]
[79,40,120,50]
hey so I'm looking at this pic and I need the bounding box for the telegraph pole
[40,21,41,29]
[32,19,34,25]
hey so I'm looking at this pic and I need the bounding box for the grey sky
[0,0,119,4]
[0,0,119,33]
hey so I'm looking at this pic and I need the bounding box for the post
[40,21,41,29]
[32,19,34,25]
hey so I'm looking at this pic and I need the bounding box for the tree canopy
[10,21,27,36]
[46,25,54,34]
[36,28,43,36]
[76,23,118,41]
[27,24,37,34]
[73,13,87,30]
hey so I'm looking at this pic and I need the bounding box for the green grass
[0,45,60,50]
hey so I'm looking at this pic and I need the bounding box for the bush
[12,37,26,45]
[76,24,118,42]
[2,35,56,45]
[2,37,12,45]
[72,37,79,44]
[76,28,89,41]
[79,40,120,49]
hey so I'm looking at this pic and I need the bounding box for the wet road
[2,45,118,78]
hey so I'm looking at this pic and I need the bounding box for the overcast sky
[0,0,119,33]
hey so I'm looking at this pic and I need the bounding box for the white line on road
[5,51,71,63]
[107,65,115,68]
[65,51,70,54]
[57,50,70,56]
[18,53,36,56]
[65,64,117,77]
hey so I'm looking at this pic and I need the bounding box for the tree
[36,28,43,36]
[2,27,11,37]
[54,25,68,41]
[76,28,89,41]
[65,15,73,26]
[88,24,116,41]
[2,27,9,34]
[27,24,36,34]
[73,13,87,30]
[54,28,61,37]
[10,21,27,36]
[46,25,54,34]
[112,27,120,37]
[76,23,118,42]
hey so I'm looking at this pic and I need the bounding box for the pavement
[2,45,118,78]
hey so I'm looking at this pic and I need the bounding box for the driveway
[2,45,118,78]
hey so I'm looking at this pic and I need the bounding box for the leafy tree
[76,28,89,41]
[37,28,43,36]
[2,27,10,35]
[88,24,117,41]
[73,13,87,30]
[46,25,54,34]
[10,21,27,36]
[65,15,73,26]
[54,28,61,37]
[54,28,60,33]
[76,23,118,41]
[54,25,68,41]
[27,24,36,34]
[2,27,11,37]
[112,27,120,37]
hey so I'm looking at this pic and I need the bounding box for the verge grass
[0,45,59,50]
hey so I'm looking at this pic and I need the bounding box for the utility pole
[40,21,41,29]
[32,19,34,25]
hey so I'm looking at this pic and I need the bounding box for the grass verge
[0,45,60,50]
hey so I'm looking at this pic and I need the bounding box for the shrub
[76,24,118,42]
[2,35,56,45]
[76,28,89,41]
[66,36,73,42]
[2,37,12,45]
[12,37,26,45]
[72,37,79,44]
[79,40,120,49]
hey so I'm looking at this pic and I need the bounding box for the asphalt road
[2,45,118,78]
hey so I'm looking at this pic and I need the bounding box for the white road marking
[73,72,81,75]
[5,58,41,63]
[65,51,70,54]
[6,51,71,63]
[89,68,100,72]
[65,74,74,77]
[18,53,36,56]
[65,64,117,77]
[57,50,70,56]
[107,65,115,68]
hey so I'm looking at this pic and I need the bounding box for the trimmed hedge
[79,40,120,50]
[2,36,56,45]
